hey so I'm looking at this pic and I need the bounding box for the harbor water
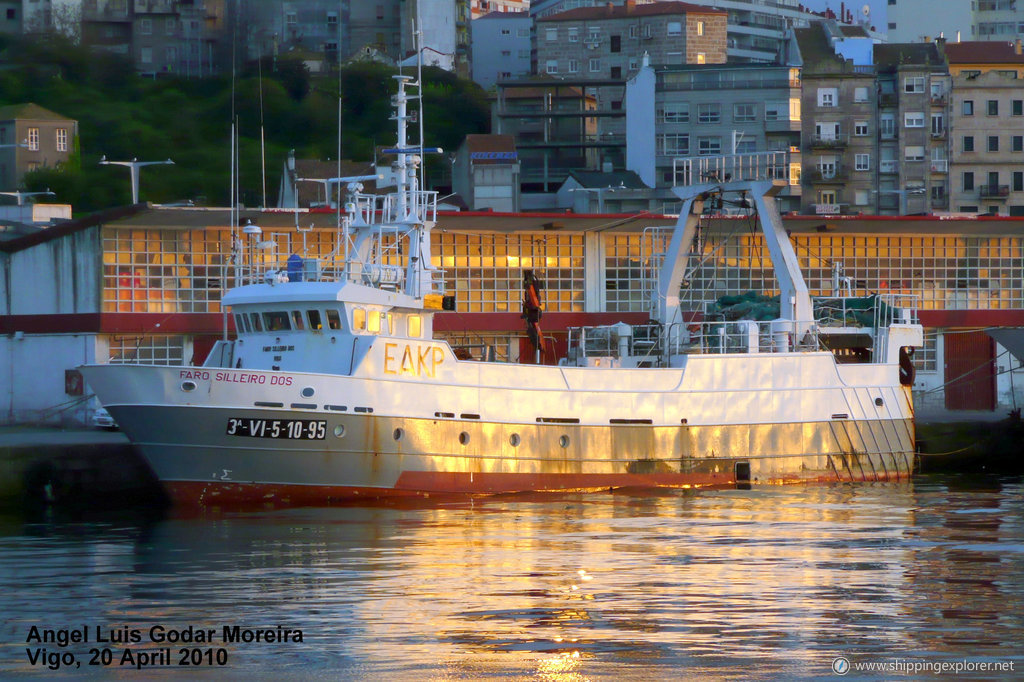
[1,475,1022,679]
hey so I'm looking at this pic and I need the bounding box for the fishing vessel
[81,74,923,506]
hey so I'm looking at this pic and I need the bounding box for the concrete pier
[0,427,164,509]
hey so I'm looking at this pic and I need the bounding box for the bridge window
[291,310,304,330]
[409,315,422,338]
[352,307,366,331]
[249,312,263,331]
[367,311,381,333]
[307,309,322,330]
[234,314,248,332]
[263,311,291,331]
[326,309,342,330]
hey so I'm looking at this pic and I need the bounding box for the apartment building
[625,59,802,212]
[470,11,531,89]
[887,0,1024,43]
[536,1,726,81]
[495,1,726,194]
[796,24,950,216]
[944,40,1024,215]
[0,103,78,192]
[874,43,951,215]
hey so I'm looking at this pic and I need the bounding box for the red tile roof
[944,40,1024,64]
[539,1,725,22]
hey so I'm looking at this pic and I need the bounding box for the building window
[735,138,756,154]
[657,103,689,123]
[588,58,600,72]
[567,59,579,73]
[963,100,974,115]
[817,88,837,107]
[610,35,620,52]
[327,12,338,27]
[610,66,622,78]
[1015,171,1024,192]
[817,155,837,178]
[854,121,869,136]
[568,27,578,42]
[931,112,944,135]
[904,145,925,161]
[1013,99,1023,116]
[658,133,689,155]
[501,28,511,36]
[697,103,720,123]
[988,135,1000,152]
[545,60,557,75]
[545,27,557,41]
[963,172,975,191]
[629,25,638,39]
[55,128,67,152]
[696,21,705,36]
[165,18,175,35]
[1014,135,1024,152]
[904,112,924,127]
[27,127,39,151]
[988,99,999,115]
[733,103,756,123]
[696,53,706,64]
[904,76,925,93]
[854,86,869,102]
[855,154,871,171]
[964,135,975,152]
[854,189,869,205]
[698,136,722,155]
[667,21,682,36]
[140,17,152,34]
[140,47,152,64]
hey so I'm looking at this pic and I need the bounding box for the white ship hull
[81,348,916,506]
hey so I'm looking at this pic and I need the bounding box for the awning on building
[987,328,1024,364]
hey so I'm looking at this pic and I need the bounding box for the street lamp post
[99,156,174,204]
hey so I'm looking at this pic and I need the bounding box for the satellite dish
[862,4,870,17]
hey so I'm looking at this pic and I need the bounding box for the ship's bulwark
[108,404,915,507]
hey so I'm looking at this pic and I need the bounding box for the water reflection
[1,477,1022,679]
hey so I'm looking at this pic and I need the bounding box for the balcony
[806,165,848,183]
[930,129,946,140]
[809,134,848,149]
[879,160,899,174]
[931,196,949,210]
[930,94,947,106]
[929,159,948,173]
[879,93,898,107]
[980,184,1010,199]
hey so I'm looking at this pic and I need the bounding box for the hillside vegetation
[0,35,490,212]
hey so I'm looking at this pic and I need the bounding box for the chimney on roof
[625,0,635,12]
[1016,38,1022,55]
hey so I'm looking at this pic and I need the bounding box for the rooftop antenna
[0,189,56,206]
[98,156,174,204]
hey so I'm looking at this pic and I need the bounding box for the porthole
[333,425,346,438]
[301,386,315,398]
[875,397,884,407]
[459,431,470,446]
[559,435,570,448]
[181,380,197,392]
[393,428,404,441]
[509,433,521,447]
